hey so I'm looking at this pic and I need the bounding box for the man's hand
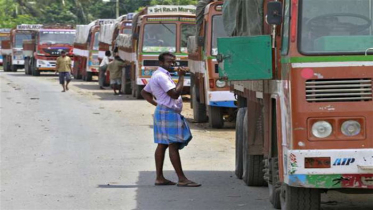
[177,67,187,77]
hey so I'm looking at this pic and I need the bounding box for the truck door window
[281,0,290,55]
[211,15,228,55]
[143,24,176,52]
[299,0,373,55]
[180,24,196,53]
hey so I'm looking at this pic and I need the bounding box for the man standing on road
[141,52,201,187]
[107,55,129,96]
[55,50,72,92]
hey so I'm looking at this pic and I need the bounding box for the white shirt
[143,67,183,112]
[99,56,110,67]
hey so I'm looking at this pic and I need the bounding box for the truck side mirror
[132,33,139,40]
[197,36,204,47]
[267,2,283,25]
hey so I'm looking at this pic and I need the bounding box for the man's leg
[169,143,201,186]
[66,73,71,91]
[99,70,104,88]
[168,144,188,182]
[59,73,66,92]
[155,144,170,184]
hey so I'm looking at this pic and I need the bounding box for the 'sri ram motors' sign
[148,5,196,14]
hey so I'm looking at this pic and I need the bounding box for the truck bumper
[207,91,236,108]
[284,149,373,189]
[13,59,24,65]
[37,59,56,71]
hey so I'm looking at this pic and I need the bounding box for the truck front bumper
[284,149,373,189]
[37,59,56,70]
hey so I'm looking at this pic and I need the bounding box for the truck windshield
[299,0,373,55]
[39,31,75,45]
[15,33,32,48]
[212,15,228,55]
[143,24,176,52]
[180,24,196,53]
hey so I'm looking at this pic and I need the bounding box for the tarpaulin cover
[222,0,264,36]
[99,24,116,44]
[196,0,213,37]
[74,21,96,44]
[116,34,133,48]
[187,36,198,53]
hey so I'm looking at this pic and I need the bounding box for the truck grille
[305,79,373,102]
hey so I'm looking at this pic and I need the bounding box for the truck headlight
[341,120,361,136]
[312,121,332,138]
[38,61,46,65]
[216,80,226,88]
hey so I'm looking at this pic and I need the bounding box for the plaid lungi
[154,105,192,149]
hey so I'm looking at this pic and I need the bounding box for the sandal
[177,181,201,187]
[155,180,176,186]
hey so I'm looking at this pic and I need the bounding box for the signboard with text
[147,5,196,14]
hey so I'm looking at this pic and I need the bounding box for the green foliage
[0,0,198,28]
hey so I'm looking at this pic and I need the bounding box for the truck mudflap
[284,149,373,189]
[136,77,191,87]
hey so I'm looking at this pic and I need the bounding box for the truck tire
[235,107,246,179]
[32,60,40,76]
[122,67,132,94]
[11,65,17,72]
[192,86,208,123]
[280,184,320,210]
[86,72,92,81]
[3,59,9,72]
[242,112,267,186]
[135,85,144,99]
[208,106,224,128]
[24,58,29,75]
[269,158,281,209]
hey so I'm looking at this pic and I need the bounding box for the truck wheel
[280,184,320,210]
[86,72,92,81]
[3,59,8,72]
[208,106,224,128]
[135,85,144,99]
[11,65,17,72]
[235,107,246,179]
[32,60,40,76]
[242,112,266,186]
[192,86,208,123]
[24,58,29,75]
[269,158,281,209]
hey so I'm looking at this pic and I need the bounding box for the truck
[188,0,235,128]
[23,25,76,76]
[72,19,116,81]
[0,29,11,66]
[1,24,42,72]
[217,0,373,209]
[98,13,135,89]
[116,5,196,98]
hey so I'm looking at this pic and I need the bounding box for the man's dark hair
[61,50,66,54]
[158,52,175,62]
[105,50,111,56]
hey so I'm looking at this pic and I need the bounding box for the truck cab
[188,0,235,128]
[0,29,11,66]
[117,5,196,99]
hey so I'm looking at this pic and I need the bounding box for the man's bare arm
[167,69,185,99]
[141,90,157,106]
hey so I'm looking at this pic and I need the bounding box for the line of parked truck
[1,1,372,209]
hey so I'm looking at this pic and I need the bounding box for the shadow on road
[98,170,271,210]
[96,171,373,210]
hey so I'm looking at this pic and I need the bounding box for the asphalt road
[1,70,372,210]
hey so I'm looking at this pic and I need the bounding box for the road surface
[1,70,372,210]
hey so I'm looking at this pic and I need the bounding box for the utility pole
[103,0,119,18]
